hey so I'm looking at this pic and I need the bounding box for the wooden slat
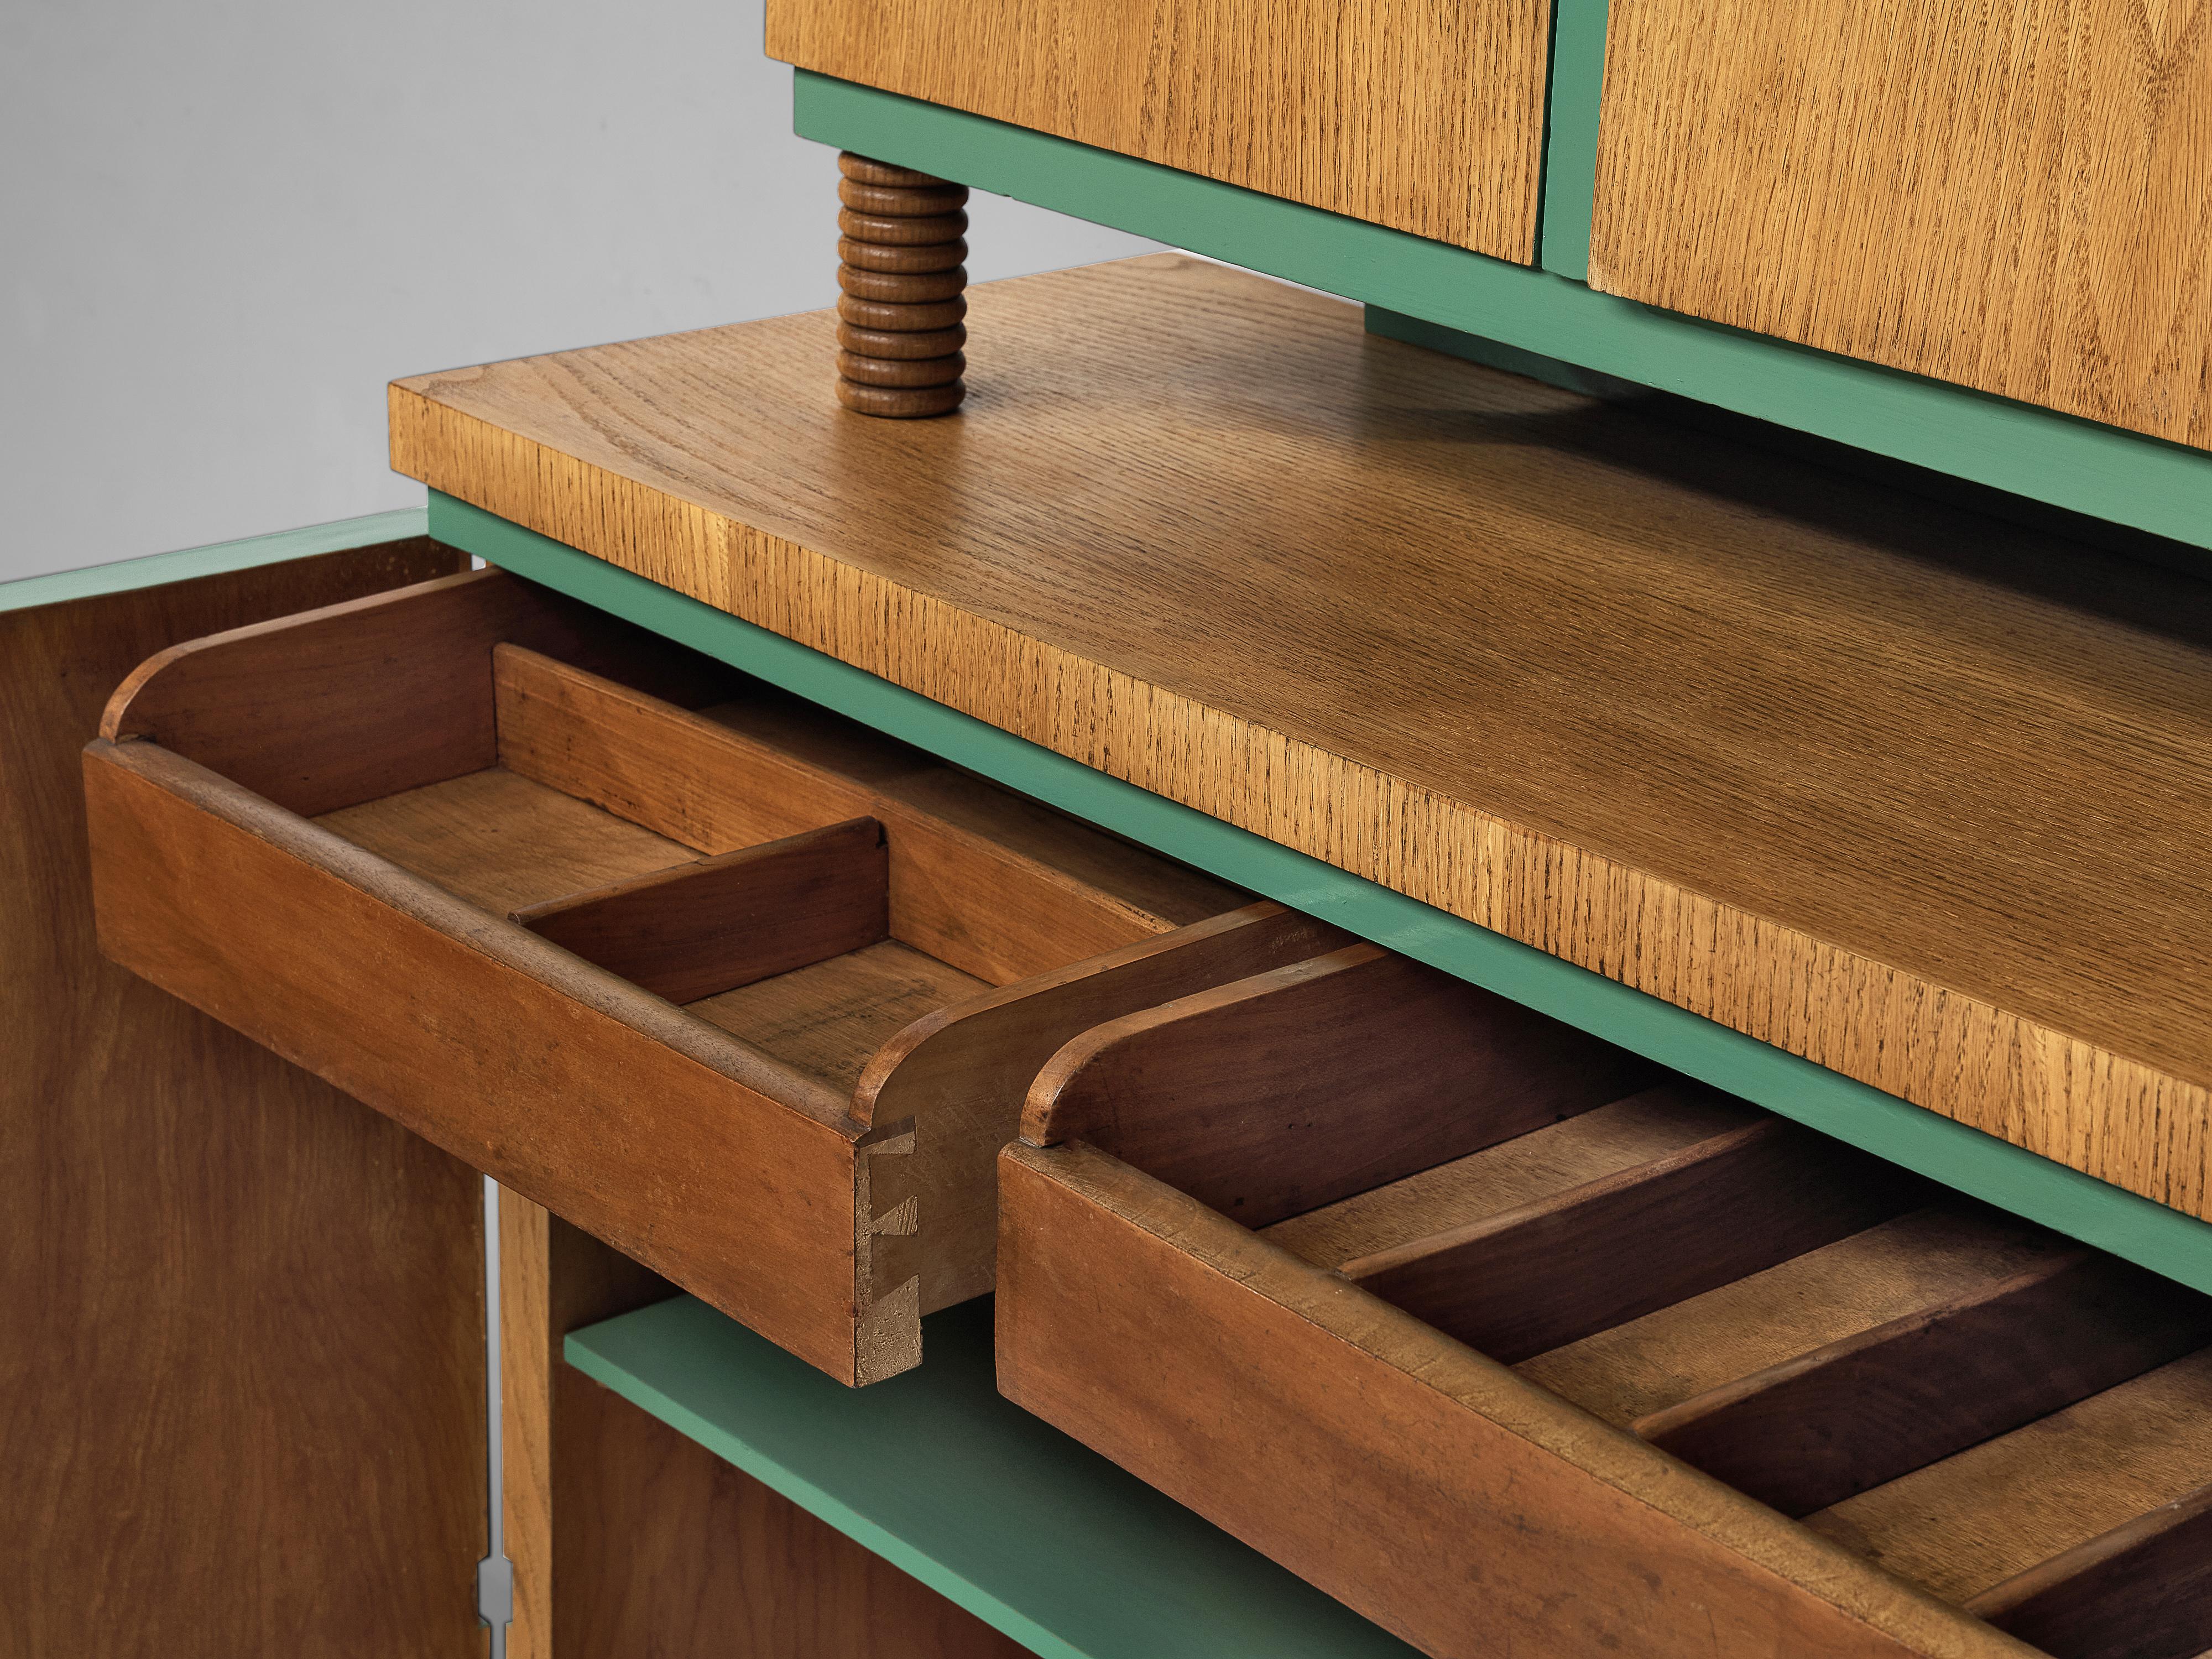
[84,738,874,1383]
[1261,1083,1757,1270]
[1022,942,1658,1230]
[1969,1482,2212,1659]
[1589,0,2212,450]
[765,0,1548,260]
[995,1140,2034,1659]
[494,645,1238,984]
[514,817,889,1004]
[1807,1348,2212,1605]
[4,541,491,1656]
[1343,1118,1924,1363]
[389,253,2212,1220]
[1637,1249,2212,1517]
[1520,1204,2069,1427]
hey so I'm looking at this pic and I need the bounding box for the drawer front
[1000,943,2212,1658]
[1588,0,2212,449]
[84,568,1311,1385]
[766,0,1552,262]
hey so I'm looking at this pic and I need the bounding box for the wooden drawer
[998,944,2212,1657]
[1588,0,2212,450]
[766,0,1552,262]
[82,567,1337,1385]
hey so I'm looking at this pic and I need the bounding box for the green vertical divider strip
[792,71,2212,554]
[435,491,2212,1295]
[566,1297,1423,1658]
[1537,0,1609,278]
[0,507,432,615]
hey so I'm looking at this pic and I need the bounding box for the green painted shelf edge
[434,491,2212,1297]
[566,1296,1422,1659]
[792,70,2212,559]
[0,507,432,615]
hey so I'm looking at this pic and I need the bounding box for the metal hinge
[477,1554,514,1629]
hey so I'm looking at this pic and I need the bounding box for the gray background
[1,0,1153,583]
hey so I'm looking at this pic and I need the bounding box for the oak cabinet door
[768,0,1555,262]
[1589,0,2212,450]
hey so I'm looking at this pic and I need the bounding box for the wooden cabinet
[82,565,1327,1384]
[998,942,2212,1659]
[1589,0,2212,450]
[765,0,1553,260]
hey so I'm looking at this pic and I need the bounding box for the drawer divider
[1339,1119,1924,1362]
[1635,1250,2212,1519]
[1966,1481,2212,1659]
[510,816,890,1004]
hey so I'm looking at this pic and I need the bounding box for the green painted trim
[436,492,2212,1294]
[0,507,432,616]
[567,1297,1418,1659]
[792,71,2212,555]
[1538,0,1609,278]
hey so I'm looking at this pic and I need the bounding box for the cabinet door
[2,533,488,1657]
[767,0,1554,262]
[1589,0,2212,450]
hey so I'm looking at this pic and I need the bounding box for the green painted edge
[0,507,432,616]
[792,70,2212,554]
[435,491,2212,1295]
[566,1297,1421,1659]
[1537,0,1609,278]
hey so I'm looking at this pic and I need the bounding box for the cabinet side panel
[0,542,491,1658]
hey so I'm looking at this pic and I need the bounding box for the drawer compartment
[998,945,2212,1657]
[83,567,1329,1384]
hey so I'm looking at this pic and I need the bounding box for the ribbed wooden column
[835,154,968,418]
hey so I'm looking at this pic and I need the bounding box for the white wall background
[1,0,1155,583]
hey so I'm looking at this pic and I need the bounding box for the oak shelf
[564,1295,1420,1659]
[389,253,2212,1234]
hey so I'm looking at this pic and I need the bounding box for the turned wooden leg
[836,153,968,418]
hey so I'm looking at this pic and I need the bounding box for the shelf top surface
[391,253,2212,1213]
[565,1293,1420,1659]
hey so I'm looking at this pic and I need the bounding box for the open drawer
[998,945,2212,1658]
[82,567,1340,1384]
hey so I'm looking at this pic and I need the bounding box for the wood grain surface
[3,541,489,1657]
[766,0,1549,259]
[497,1196,1021,1657]
[500,1191,677,1659]
[1970,1481,2212,1659]
[1636,1248,2212,1517]
[1024,941,1657,1228]
[1589,0,2212,448]
[513,816,891,1003]
[1806,1345,2212,1603]
[84,738,869,1380]
[389,253,2212,1219]
[1342,1118,1925,1361]
[995,1140,2035,1659]
[494,645,1237,985]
